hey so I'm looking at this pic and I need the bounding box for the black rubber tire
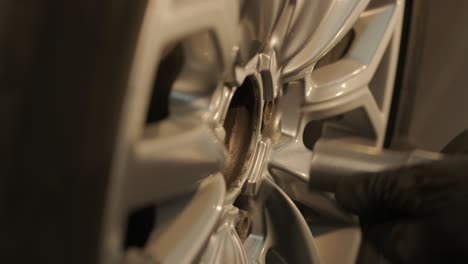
[0,1,147,263]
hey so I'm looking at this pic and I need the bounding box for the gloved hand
[335,131,468,264]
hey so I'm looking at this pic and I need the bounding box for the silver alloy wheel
[100,0,405,263]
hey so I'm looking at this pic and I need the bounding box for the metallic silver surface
[100,0,406,263]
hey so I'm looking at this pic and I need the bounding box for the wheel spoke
[243,179,323,264]
[305,3,401,104]
[303,87,384,141]
[239,0,286,64]
[300,1,403,146]
[270,140,312,183]
[143,174,226,263]
[158,0,239,69]
[199,206,248,263]
[282,0,370,80]
[124,115,227,209]
[313,228,362,264]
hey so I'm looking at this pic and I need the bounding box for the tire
[1,1,146,263]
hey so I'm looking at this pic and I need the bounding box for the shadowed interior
[222,78,258,185]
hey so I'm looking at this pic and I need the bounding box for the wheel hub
[213,49,283,200]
